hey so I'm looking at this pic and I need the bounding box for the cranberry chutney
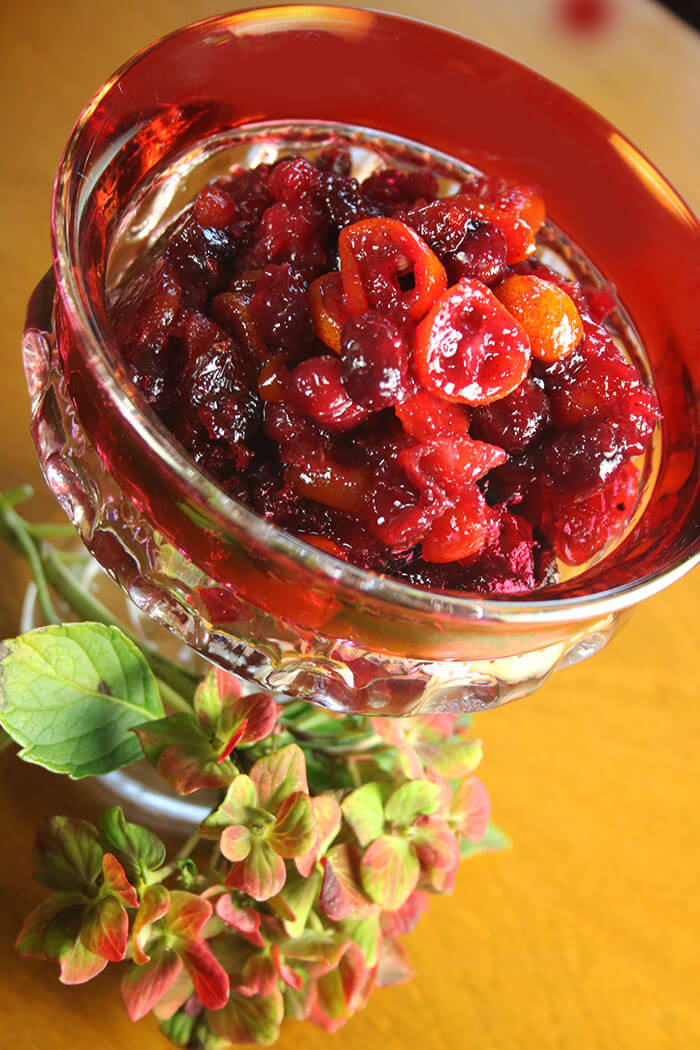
[109,139,660,597]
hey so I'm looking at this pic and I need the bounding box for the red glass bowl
[22,7,699,715]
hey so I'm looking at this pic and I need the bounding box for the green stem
[41,547,198,703]
[0,504,60,625]
[154,830,202,882]
[156,677,194,716]
[0,491,199,704]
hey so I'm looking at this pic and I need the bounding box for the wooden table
[1,2,698,1048]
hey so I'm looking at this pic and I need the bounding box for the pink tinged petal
[156,746,229,795]
[270,792,315,858]
[250,743,308,814]
[215,896,264,947]
[271,943,303,991]
[414,714,457,740]
[226,843,286,901]
[15,894,82,959]
[216,667,245,702]
[452,776,491,842]
[102,853,138,908]
[341,783,386,847]
[166,891,212,942]
[204,774,257,833]
[229,692,278,746]
[235,952,278,998]
[220,824,252,863]
[132,884,171,965]
[376,937,414,988]
[206,987,284,1046]
[412,816,460,871]
[384,780,441,825]
[296,795,342,877]
[396,746,425,780]
[319,843,373,921]
[360,835,419,911]
[313,941,368,1027]
[368,718,404,746]
[218,722,247,763]
[380,890,430,938]
[152,969,194,1020]
[179,938,230,1010]
[284,932,349,970]
[58,937,108,985]
[423,860,459,893]
[120,951,183,1021]
[427,734,483,779]
[80,895,128,962]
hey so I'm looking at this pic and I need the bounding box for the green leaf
[202,775,257,835]
[270,792,315,858]
[32,816,103,893]
[227,841,286,902]
[384,780,441,825]
[319,843,373,922]
[0,623,163,778]
[133,884,170,964]
[98,806,166,881]
[460,821,511,858]
[250,744,308,814]
[275,868,322,938]
[134,712,235,795]
[158,1011,196,1047]
[207,987,284,1047]
[59,936,108,985]
[360,835,419,911]
[80,894,128,962]
[340,914,381,968]
[429,735,483,779]
[341,782,386,846]
[283,931,347,968]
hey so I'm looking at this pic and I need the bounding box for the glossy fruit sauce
[108,127,660,596]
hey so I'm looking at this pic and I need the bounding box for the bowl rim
[50,3,700,627]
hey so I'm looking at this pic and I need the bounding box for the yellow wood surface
[1,2,698,1048]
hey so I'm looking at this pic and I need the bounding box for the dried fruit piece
[308,272,349,354]
[496,275,583,362]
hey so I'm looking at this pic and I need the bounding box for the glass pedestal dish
[22,6,700,717]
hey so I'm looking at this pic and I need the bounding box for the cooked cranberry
[458,509,538,594]
[109,142,660,597]
[361,167,438,214]
[248,264,313,354]
[470,378,551,452]
[537,419,633,496]
[339,312,409,409]
[445,220,507,285]
[414,278,531,405]
[421,486,497,563]
[179,324,260,459]
[315,145,352,176]
[289,356,369,431]
[541,461,640,566]
[245,202,326,276]
[395,391,470,441]
[268,156,322,207]
[321,173,363,227]
[399,436,506,497]
[193,185,239,229]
